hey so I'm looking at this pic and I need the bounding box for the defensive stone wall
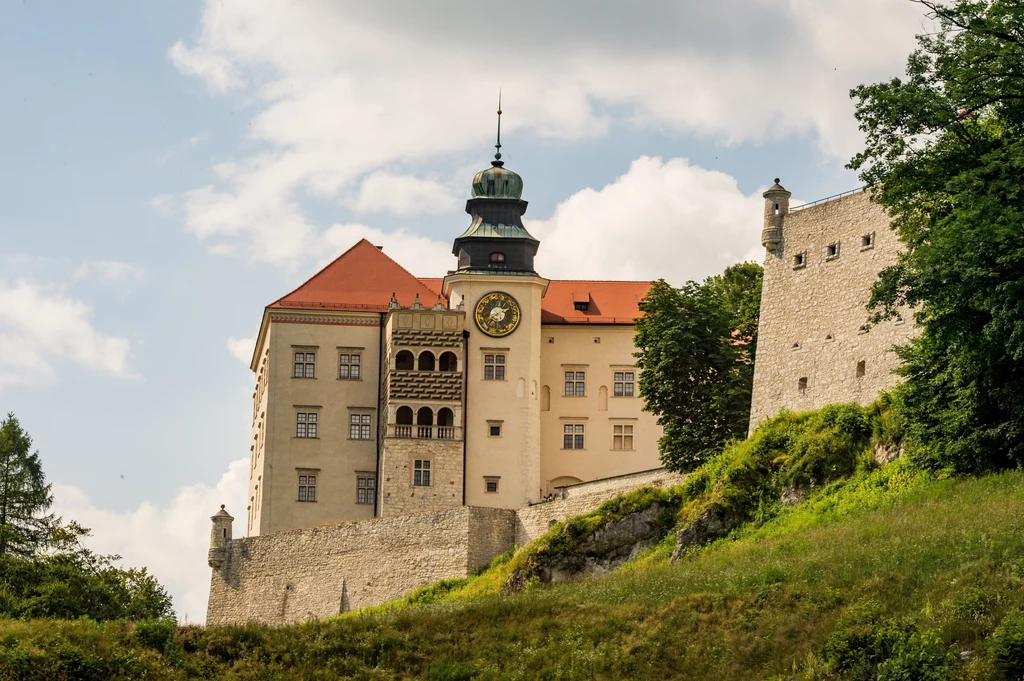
[207,468,680,626]
[515,468,683,546]
[207,506,515,626]
[749,188,916,430]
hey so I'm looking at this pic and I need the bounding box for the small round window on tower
[490,252,506,263]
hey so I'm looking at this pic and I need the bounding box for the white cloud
[353,172,459,216]
[168,41,241,94]
[0,280,132,389]
[532,156,765,284]
[169,0,929,268]
[226,337,255,365]
[52,458,250,624]
[73,261,146,288]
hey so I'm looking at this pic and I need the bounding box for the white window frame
[293,351,316,379]
[297,473,317,502]
[339,352,361,380]
[296,412,318,438]
[413,459,431,487]
[356,475,376,505]
[564,371,586,397]
[613,371,635,397]
[562,423,585,449]
[483,354,506,381]
[349,413,372,440]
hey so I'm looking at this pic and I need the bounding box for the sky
[0,0,933,622]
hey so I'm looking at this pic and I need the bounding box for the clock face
[474,291,521,337]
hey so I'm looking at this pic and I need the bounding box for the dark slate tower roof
[452,103,539,275]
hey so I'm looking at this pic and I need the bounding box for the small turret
[762,178,791,253]
[208,505,234,569]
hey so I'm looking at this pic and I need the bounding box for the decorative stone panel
[391,329,463,348]
[389,370,463,400]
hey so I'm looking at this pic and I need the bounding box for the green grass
[1,464,1023,679]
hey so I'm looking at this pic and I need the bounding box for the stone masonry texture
[749,189,917,430]
[207,468,681,626]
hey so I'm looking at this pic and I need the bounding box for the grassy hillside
[3,460,1024,679]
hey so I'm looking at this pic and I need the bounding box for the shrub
[134,619,176,652]
[990,610,1024,677]
[821,602,958,680]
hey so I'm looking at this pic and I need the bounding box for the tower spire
[493,90,503,167]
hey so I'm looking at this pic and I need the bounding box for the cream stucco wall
[444,273,548,508]
[538,324,662,493]
[252,311,383,536]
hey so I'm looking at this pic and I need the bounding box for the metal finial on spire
[493,90,503,167]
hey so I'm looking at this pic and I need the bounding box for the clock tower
[443,110,548,508]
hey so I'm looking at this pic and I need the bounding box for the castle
[206,164,913,626]
[241,133,662,539]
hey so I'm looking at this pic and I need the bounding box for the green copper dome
[471,161,523,199]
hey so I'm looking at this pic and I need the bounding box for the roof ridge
[269,238,373,309]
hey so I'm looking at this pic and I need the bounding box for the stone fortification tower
[207,505,233,569]
[748,180,916,431]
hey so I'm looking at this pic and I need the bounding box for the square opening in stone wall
[826,241,841,259]
[856,360,866,378]
[798,377,808,393]
[860,232,875,250]
[793,251,807,269]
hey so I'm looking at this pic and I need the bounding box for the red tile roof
[270,241,649,324]
[269,239,444,312]
[417,278,444,297]
[541,280,651,324]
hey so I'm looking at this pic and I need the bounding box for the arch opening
[439,352,458,371]
[395,350,414,370]
[417,351,436,371]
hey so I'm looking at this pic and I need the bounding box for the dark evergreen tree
[850,0,1024,472]
[0,414,57,558]
[634,263,763,471]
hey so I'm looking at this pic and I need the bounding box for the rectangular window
[483,354,506,381]
[489,424,502,437]
[294,352,315,378]
[564,371,586,397]
[613,371,635,397]
[613,424,634,450]
[563,424,585,449]
[826,241,841,259]
[349,413,371,440]
[296,412,318,438]
[413,460,431,487]
[485,479,499,493]
[339,353,361,380]
[297,474,317,502]
[356,476,376,504]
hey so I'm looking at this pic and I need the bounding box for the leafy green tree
[849,0,1024,472]
[635,263,763,471]
[0,414,174,620]
[0,414,57,557]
